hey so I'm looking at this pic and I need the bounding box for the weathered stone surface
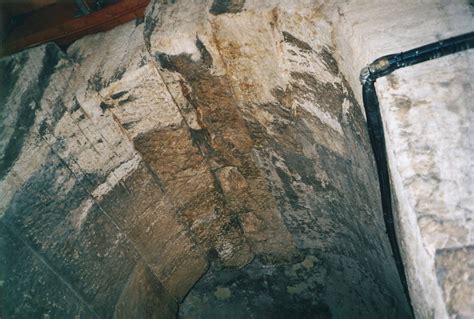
[374,52,473,318]
[114,262,178,318]
[209,0,245,15]
[435,246,474,318]
[0,44,62,181]
[327,1,474,317]
[1,0,471,318]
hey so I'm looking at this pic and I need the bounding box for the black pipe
[360,31,474,85]
[360,31,474,316]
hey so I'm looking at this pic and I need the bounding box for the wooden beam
[2,0,150,56]
[0,0,61,17]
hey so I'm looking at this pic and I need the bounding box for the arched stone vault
[0,0,472,318]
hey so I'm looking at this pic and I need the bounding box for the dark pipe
[360,31,474,316]
[362,81,413,315]
[360,31,474,85]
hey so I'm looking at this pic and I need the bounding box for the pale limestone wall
[330,1,474,317]
[379,52,473,319]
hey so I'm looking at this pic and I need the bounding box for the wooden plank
[1,0,150,56]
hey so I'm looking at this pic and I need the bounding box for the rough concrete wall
[329,0,474,318]
[0,0,412,318]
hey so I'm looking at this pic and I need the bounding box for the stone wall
[0,0,472,318]
[329,1,473,317]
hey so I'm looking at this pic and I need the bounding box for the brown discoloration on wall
[133,125,254,269]
[114,262,178,319]
[96,162,208,301]
[153,39,297,263]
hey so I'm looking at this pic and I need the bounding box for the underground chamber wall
[0,1,434,318]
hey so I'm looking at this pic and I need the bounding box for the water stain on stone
[88,71,107,92]
[282,151,326,191]
[209,0,245,15]
[275,166,300,210]
[0,52,27,103]
[38,99,67,137]
[319,46,340,76]
[290,71,344,119]
[282,31,313,52]
[196,37,213,67]
[143,1,160,49]
[110,66,126,83]
[111,90,128,100]
[386,74,400,90]
[0,44,62,179]
[117,95,137,106]
[99,101,114,112]
[393,95,412,118]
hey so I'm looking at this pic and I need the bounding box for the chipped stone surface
[1,0,470,318]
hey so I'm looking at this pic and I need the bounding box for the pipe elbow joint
[360,54,398,86]
[359,66,372,86]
